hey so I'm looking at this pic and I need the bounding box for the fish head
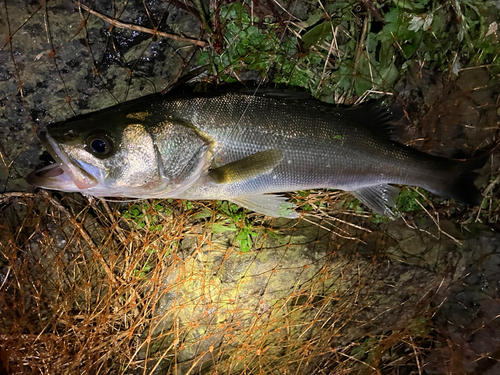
[27,110,164,196]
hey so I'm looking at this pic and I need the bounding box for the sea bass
[27,89,486,218]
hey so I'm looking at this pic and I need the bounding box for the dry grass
[0,191,446,374]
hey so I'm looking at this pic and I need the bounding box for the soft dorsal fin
[209,149,283,184]
[342,100,403,141]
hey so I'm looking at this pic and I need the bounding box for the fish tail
[436,154,488,206]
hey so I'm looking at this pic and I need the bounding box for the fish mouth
[27,131,98,191]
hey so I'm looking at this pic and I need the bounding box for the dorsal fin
[242,90,404,141]
[342,100,404,141]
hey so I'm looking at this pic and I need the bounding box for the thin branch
[75,1,207,48]
[351,15,369,90]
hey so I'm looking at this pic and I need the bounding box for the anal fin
[231,194,299,219]
[351,184,400,219]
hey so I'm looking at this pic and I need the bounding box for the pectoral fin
[232,194,299,219]
[351,184,400,219]
[209,149,283,184]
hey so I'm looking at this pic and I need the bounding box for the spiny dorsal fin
[209,149,283,184]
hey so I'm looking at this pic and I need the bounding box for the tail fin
[440,154,488,206]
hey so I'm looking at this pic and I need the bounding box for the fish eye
[86,135,114,157]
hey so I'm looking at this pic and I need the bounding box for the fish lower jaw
[27,163,80,192]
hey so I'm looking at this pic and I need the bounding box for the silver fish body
[27,90,486,218]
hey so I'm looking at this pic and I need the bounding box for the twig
[350,15,369,95]
[75,1,207,47]
[271,0,300,21]
[353,15,369,77]
[301,216,366,243]
[409,335,423,375]
[359,0,384,23]
[99,199,128,243]
[411,188,462,245]
[306,212,372,233]
[0,267,10,290]
[317,22,338,94]
[0,191,41,204]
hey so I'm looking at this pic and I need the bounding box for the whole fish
[27,89,486,218]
